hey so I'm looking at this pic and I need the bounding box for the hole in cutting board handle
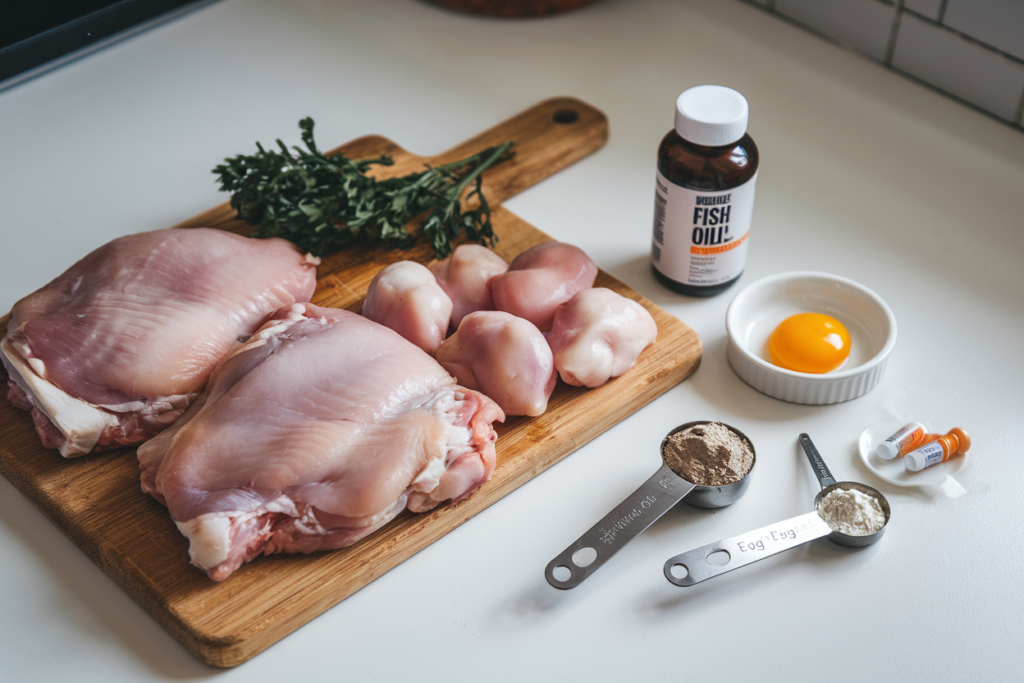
[553,109,579,124]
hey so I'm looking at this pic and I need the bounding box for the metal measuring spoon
[545,421,755,590]
[663,433,890,587]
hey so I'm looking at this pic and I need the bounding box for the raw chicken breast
[429,245,509,327]
[362,261,453,354]
[1,228,318,457]
[490,242,597,331]
[435,311,556,417]
[138,303,504,581]
[546,288,658,388]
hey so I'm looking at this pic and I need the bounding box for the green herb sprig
[213,118,514,259]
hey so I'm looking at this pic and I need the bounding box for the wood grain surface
[0,98,702,667]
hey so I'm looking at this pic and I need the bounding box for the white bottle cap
[675,85,749,147]
[875,441,900,460]
[904,450,928,472]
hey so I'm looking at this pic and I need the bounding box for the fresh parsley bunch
[214,117,513,258]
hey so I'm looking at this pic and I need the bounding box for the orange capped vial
[905,428,971,472]
[875,422,927,460]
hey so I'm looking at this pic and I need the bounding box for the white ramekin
[725,272,897,405]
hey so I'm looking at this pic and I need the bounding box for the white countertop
[2,0,1023,680]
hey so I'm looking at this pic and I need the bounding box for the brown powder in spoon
[662,422,754,487]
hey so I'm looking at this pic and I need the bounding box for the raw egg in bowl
[725,272,896,405]
[768,312,851,374]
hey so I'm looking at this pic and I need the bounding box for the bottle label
[915,442,945,467]
[887,424,924,453]
[652,169,758,287]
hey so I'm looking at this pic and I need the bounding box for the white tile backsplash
[893,13,1024,123]
[775,0,895,61]
[903,0,943,21]
[741,0,1024,130]
[944,0,1024,62]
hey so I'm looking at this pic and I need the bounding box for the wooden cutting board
[0,98,701,667]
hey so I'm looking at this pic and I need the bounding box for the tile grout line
[903,7,1024,70]
[735,0,1023,131]
[885,0,906,66]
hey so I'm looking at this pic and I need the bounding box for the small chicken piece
[490,242,597,331]
[546,288,658,388]
[362,261,453,355]
[435,311,556,417]
[429,245,509,328]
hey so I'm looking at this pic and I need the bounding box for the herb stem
[450,141,514,198]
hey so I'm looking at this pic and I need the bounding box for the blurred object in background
[425,0,599,17]
[0,0,214,93]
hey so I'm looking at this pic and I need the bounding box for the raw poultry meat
[429,245,509,328]
[1,228,318,457]
[546,288,658,388]
[362,261,453,354]
[137,303,504,581]
[490,241,597,331]
[435,311,556,417]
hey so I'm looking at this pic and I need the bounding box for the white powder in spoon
[817,487,887,536]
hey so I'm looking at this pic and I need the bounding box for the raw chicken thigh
[362,261,453,354]
[546,288,658,388]
[138,303,504,581]
[429,245,509,327]
[490,242,597,331]
[435,311,556,417]
[1,228,318,457]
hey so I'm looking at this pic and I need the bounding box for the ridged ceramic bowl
[725,272,897,405]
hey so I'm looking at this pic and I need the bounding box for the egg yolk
[768,313,851,374]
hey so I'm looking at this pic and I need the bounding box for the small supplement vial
[875,422,927,460]
[905,428,971,472]
[651,85,759,296]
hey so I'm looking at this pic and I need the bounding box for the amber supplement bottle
[651,85,759,296]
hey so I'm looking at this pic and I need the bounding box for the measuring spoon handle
[546,463,696,589]
[799,433,837,489]
[664,511,832,586]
